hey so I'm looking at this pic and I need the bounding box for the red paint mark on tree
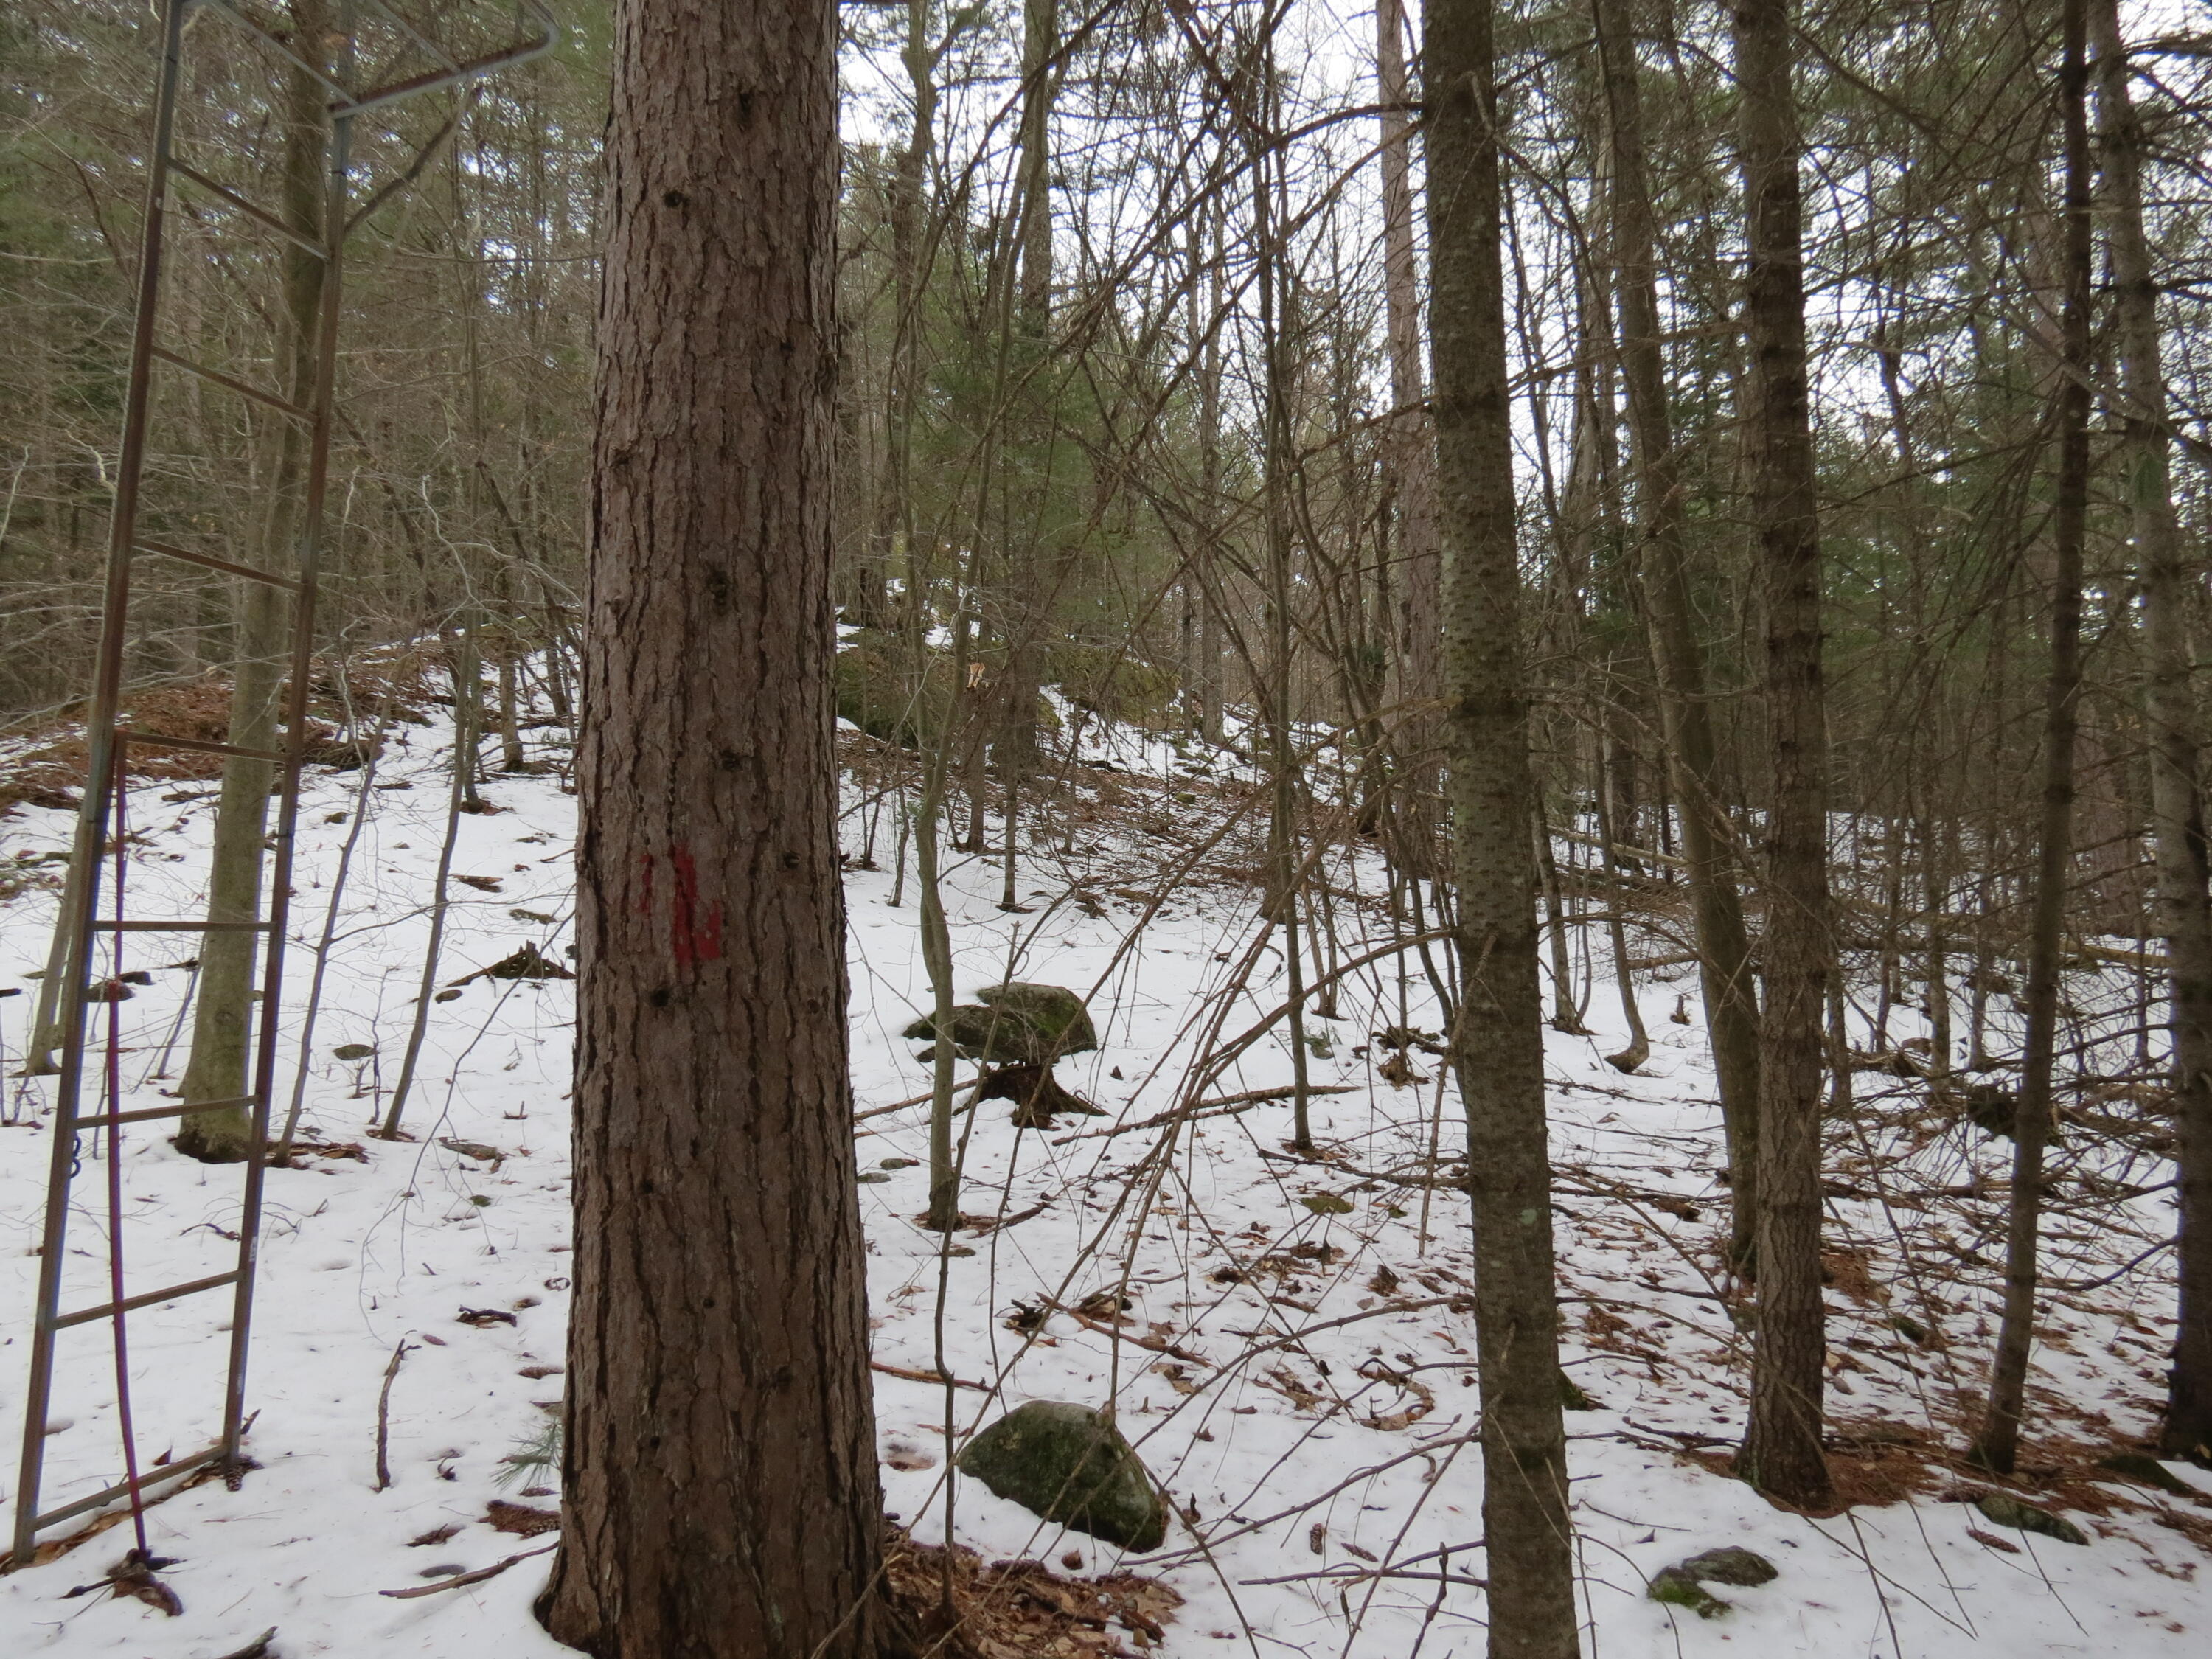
[667,844,724,969]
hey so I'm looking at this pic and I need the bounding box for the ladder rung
[148,347,312,422]
[167,161,329,260]
[344,41,549,117]
[135,538,302,591]
[21,1443,227,1541]
[52,1270,242,1332]
[93,919,270,933]
[117,728,287,765]
[70,1094,257,1129]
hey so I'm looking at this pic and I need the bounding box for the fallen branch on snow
[380,1541,557,1599]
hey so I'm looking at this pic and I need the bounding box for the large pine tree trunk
[2093,0,2212,1462]
[1425,1,1580,1653]
[1731,0,1834,1509]
[1595,0,1761,1262]
[1975,0,2093,1477]
[543,1,896,1651]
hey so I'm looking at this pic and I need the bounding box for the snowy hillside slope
[0,698,2208,1658]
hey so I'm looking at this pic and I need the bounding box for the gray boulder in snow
[957,1400,1166,1550]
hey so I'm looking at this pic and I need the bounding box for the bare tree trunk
[543,0,896,1649]
[277,686,393,1160]
[1593,730,1650,1073]
[493,566,527,772]
[917,779,963,1229]
[1376,0,1441,875]
[496,650,526,771]
[1922,809,1953,1086]
[374,691,466,1141]
[1968,864,1996,1071]
[1872,817,1903,1049]
[1251,42,1314,1154]
[888,0,942,653]
[1975,0,2092,1476]
[1426,0,1581,1652]
[2094,0,2212,1462]
[1732,0,1834,1509]
[1532,785,1587,1034]
[1591,0,1764,1234]
[451,621,488,813]
[1015,0,1055,368]
[177,6,328,1162]
[1194,205,1226,745]
[995,0,1058,825]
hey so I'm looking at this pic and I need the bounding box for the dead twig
[858,1079,985,1122]
[1068,1084,1360,1143]
[379,1540,557,1599]
[1241,1566,1488,1590]
[63,1547,181,1615]
[374,1340,414,1492]
[1056,1303,1208,1362]
[870,1359,990,1392]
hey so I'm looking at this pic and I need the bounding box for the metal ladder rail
[8,0,554,1568]
[13,0,208,1569]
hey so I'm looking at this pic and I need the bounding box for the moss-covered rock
[1973,1492,2087,1544]
[1647,1546,1776,1618]
[1674,1547,1778,1587]
[958,1401,1167,1551]
[1648,1572,1731,1620]
[2095,1451,2195,1496]
[835,627,954,748]
[980,982,1096,1050]
[1048,641,1183,732]
[903,983,1096,1065]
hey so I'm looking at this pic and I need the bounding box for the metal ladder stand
[8,0,552,1568]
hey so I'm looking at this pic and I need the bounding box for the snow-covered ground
[1,702,2208,1658]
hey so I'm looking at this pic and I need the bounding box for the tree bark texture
[1425,1,1582,1653]
[1251,52,1315,1152]
[1377,0,1442,876]
[1194,205,1227,744]
[178,2,328,1162]
[997,0,1059,787]
[1730,0,1834,1509]
[543,1,894,1652]
[1594,0,1761,1262]
[1975,0,2092,1478]
[2093,0,2212,1463]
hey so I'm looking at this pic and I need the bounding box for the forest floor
[0,683,2208,1658]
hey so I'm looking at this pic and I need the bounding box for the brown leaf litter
[486,1500,559,1537]
[884,1526,1182,1658]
